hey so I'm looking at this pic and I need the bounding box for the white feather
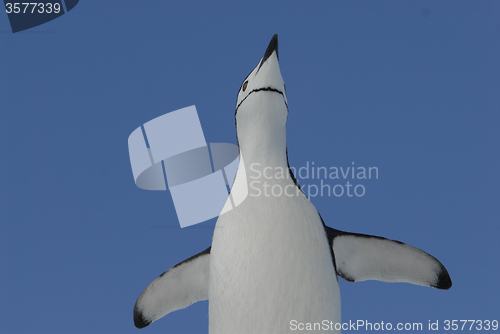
[333,234,448,288]
[133,248,210,328]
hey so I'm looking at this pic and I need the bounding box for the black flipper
[324,225,451,289]
[133,247,211,328]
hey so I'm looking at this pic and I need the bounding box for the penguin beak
[258,34,279,72]
[263,34,279,62]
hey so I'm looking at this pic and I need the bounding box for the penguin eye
[242,81,248,92]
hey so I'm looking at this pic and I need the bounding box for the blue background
[1,1,499,333]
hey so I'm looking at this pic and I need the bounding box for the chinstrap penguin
[133,34,452,333]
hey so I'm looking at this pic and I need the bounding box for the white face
[235,50,288,113]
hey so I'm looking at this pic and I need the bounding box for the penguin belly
[209,190,340,334]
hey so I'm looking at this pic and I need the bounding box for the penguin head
[235,34,288,114]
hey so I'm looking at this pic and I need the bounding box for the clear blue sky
[1,1,499,333]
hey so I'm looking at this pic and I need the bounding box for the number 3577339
[5,3,61,14]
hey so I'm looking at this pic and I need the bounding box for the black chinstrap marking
[235,87,288,114]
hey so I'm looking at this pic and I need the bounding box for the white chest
[209,179,340,333]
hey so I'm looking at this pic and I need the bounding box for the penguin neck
[235,93,289,181]
[238,123,287,169]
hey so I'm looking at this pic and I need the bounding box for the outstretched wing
[133,247,211,328]
[325,226,452,290]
